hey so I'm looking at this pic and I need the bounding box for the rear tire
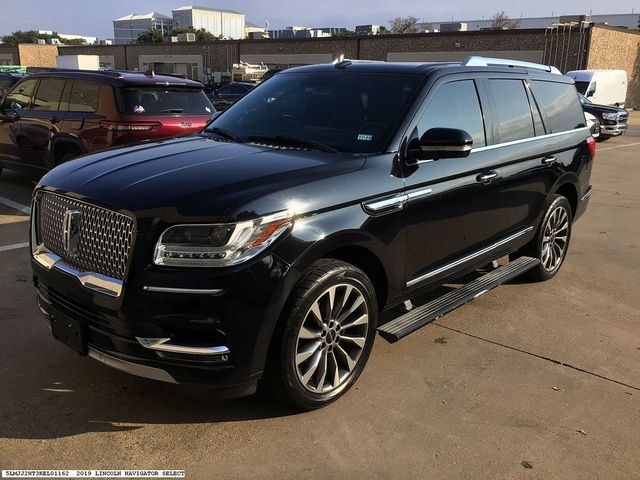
[520,195,573,282]
[264,259,378,410]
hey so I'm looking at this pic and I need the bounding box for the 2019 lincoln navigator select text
[30,57,594,410]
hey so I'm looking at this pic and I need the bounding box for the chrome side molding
[136,337,231,356]
[581,186,593,201]
[362,193,408,214]
[406,226,534,287]
[32,244,123,297]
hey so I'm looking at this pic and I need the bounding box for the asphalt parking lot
[1,115,639,479]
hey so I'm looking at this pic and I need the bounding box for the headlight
[602,112,618,120]
[154,211,292,267]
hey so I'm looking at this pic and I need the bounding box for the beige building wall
[17,44,58,67]
[587,26,640,109]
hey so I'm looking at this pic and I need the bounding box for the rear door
[494,77,589,234]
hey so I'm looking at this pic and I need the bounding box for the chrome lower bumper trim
[581,186,593,202]
[142,286,226,295]
[88,348,178,384]
[136,337,231,356]
[32,244,123,297]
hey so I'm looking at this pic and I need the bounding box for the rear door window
[32,78,67,111]
[2,79,38,110]
[118,87,214,115]
[417,79,486,148]
[69,80,101,112]
[530,81,586,133]
[487,79,535,143]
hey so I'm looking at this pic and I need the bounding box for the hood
[582,102,626,115]
[39,134,366,222]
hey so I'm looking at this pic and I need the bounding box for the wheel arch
[51,137,86,165]
[552,181,578,220]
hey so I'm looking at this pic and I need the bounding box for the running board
[378,256,540,343]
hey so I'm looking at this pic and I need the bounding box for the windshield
[206,71,423,154]
[574,81,590,95]
[119,87,214,115]
[579,94,592,105]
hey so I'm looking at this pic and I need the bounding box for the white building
[38,30,97,44]
[172,6,245,40]
[112,12,173,44]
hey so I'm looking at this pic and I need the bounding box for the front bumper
[32,251,298,395]
[601,124,627,136]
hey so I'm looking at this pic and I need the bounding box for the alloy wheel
[541,205,569,272]
[295,283,369,394]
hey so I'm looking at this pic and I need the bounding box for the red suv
[0,70,214,176]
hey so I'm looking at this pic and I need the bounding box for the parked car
[579,93,628,140]
[207,81,256,111]
[0,69,214,176]
[566,69,628,107]
[0,72,26,97]
[31,57,594,410]
[585,112,600,139]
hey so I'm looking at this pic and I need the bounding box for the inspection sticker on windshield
[357,134,373,141]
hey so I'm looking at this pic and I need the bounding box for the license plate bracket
[50,309,88,355]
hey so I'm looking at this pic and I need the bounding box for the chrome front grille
[35,191,135,280]
[618,114,628,124]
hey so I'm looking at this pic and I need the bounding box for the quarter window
[33,79,67,111]
[488,79,535,143]
[530,81,586,133]
[417,80,486,148]
[2,79,38,110]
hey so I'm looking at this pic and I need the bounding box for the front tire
[522,195,573,282]
[264,259,378,410]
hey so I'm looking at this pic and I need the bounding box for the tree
[60,38,86,45]
[171,27,218,42]
[334,30,356,37]
[389,16,419,34]
[379,26,391,35]
[135,29,164,43]
[1,30,58,46]
[491,11,521,30]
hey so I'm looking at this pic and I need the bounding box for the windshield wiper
[206,127,246,143]
[247,135,341,154]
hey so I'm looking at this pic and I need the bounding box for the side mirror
[407,128,473,163]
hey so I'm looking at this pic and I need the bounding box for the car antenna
[333,54,352,69]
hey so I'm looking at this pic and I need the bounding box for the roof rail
[462,56,562,75]
[25,67,123,77]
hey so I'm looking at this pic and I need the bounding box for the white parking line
[598,142,640,152]
[0,196,30,215]
[0,242,29,252]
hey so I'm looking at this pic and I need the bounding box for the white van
[565,70,628,107]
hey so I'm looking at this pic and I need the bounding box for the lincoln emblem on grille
[62,208,81,255]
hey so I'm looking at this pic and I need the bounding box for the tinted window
[418,80,486,148]
[488,79,534,143]
[2,79,38,110]
[119,87,214,115]
[574,81,590,95]
[531,81,586,133]
[32,79,66,111]
[208,72,422,154]
[69,80,101,112]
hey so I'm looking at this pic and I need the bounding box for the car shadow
[0,344,301,440]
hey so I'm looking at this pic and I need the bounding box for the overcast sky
[0,1,638,38]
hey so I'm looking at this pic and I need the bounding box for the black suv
[30,57,594,410]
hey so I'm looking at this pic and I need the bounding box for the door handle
[542,155,556,165]
[476,171,499,184]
